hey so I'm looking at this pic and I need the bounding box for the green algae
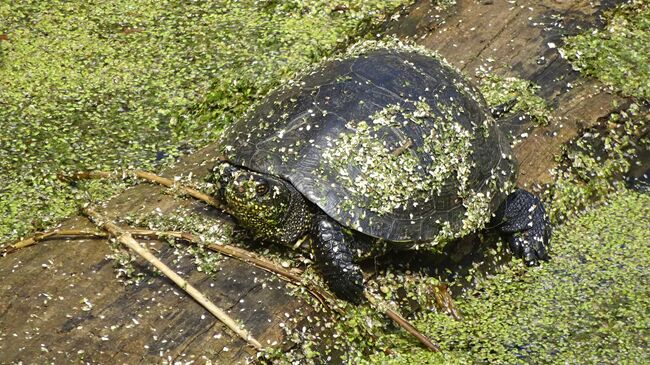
[322,100,477,218]
[477,72,551,126]
[561,0,650,100]
[0,0,410,245]
[546,103,649,223]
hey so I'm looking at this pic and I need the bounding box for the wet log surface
[0,1,630,363]
[0,147,306,364]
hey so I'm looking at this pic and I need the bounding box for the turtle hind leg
[311,215,365,303]
[494,189,551,265]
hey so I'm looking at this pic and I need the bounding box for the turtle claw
[496,189,551,265]
[327,266,365,304]
[509,230,549,266]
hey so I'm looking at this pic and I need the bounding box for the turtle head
[211,162,312,245]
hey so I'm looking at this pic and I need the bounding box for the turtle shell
[219,47,516,243]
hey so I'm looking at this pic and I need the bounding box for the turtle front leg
[494,189,551,265]
[311,215,365,303]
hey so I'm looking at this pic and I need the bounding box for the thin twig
[133,171,222,209]
[59,170,223,209]
[3,227,335,309]
[81,206,263,351]
[4,229,107,254]
[364,293,440,352]
[391,138,413,156]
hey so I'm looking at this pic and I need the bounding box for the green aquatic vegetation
[0,0,410,245]
[546,104,648,223]
[561,0,650,100]
[477,71,551,126]
[411,190,650,364]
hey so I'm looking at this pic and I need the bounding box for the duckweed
[0,0,410,245]
[561,0,650,100]
[477,71,551,126]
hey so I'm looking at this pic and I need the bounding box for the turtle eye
[256,182,269,196]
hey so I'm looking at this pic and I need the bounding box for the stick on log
[59,171,223,209]
[81,206,263,351]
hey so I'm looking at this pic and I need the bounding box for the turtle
[209,43,551,303]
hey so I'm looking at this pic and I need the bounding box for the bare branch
[3,229,107,254]
[58,170,224,210]
[81,206,263,351]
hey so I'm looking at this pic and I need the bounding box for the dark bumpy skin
[493,189,551,265]
[311,216,365,303]
[213,163,314,245]
[212,46,552,302]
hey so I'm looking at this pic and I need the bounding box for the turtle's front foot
[311,216,365,303]
[495,189,551,265]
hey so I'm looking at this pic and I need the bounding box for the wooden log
[0,1,628,362]
[0,148,298,364]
